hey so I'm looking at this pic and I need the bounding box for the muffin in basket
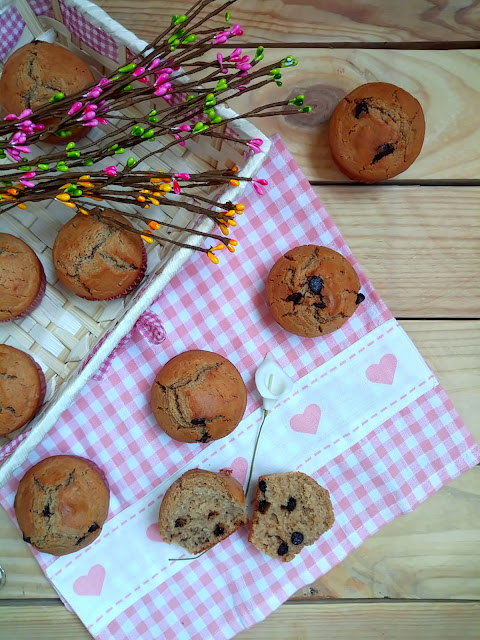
[0,233,46,322]
[52,209,147,301]
[0,345,45,437]
[0,41,95,143]
[151,350,247,443]
[158,469,248,554]
[14,455,110,556]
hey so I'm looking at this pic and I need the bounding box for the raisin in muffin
[328,82,425,183]
[248,472,334,562]
[266,244,363,337]
[0,233,46,322]
[14,455,109,556]
[151,350,247,443]
[0,345,45,437]
[158,469,248,554]
[52,210,146,301]
[0,41,95,143]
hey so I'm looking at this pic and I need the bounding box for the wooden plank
[93,1,480,45]
[313,186,480,318]
[0,320,478,600]
[232,49,480,181]
[0,601,479,639]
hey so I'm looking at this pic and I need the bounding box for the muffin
[0,233,46,322]
[248,472,334,562]
[52,210,146,301]
[328,82,425,183]
[14,455,110,556]
[151,350,247,443]
[159,469,248,554]
[266,244,363,337]
[0,345,45,436]
[0,41,95,143]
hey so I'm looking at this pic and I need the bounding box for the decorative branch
[0,0,311,263]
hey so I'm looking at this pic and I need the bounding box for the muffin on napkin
[267,244,363,337]
[159,469,248,554]
[151,349,247,443]
[14,455,109,555]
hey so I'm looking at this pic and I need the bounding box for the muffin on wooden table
[0,41,95,143]
[0,345,45,437]
[0,233,46,322]
[52,209,147,301]
[151,349,247,443]
[14,455,110,556]
[159,469,248,554]
[328,81,425,183]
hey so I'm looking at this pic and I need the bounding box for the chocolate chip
[277,541,289,556]
[42,504,52,517]
[354,101,369,118]
[22,533,31,543]
[214,525,225,536]
[372,143,394,164]
[191,417,206,426]
[291,531,304,545]
[286,497,297,512]
[314,301,327,309]
[259,480,267,493]
[76,535,86,545]
[308,276,324,294]
[286,292,302,304]
[199,431,211,443]
[208,511,219,520]
[88,522,100,533]
[175,518,186,528]
[356,293,365,305]
[258,499,270,514]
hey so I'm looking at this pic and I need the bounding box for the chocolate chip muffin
[0,345,45,437]
[52,210,146,301]
[266,245,363,337]
[328,82,425,183]
[159,469,248,554]
[151,350,247,443]
[248,472,334,562]
[14,455,109,556]
[0,41,95,143]
[0,233,46,322]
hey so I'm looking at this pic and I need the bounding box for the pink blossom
[178,124,191,132]
[18,109,33,119]
[149,59,162,70]
[174,133,186,147]
[229,48,242,62]
[3,114,17,121]
[82,110,97,121]
[98,117,108,125]
[154,86,168,97]
[86,87,102,98]
[6,148,21,161]
[22,171,36,179]
[247,143,262,153]
[230,24,243,36]
[173,179,181,194]
[236,63,251,71]
[174,173,190,180]
[19,179,35,188]
[82,119,99,127]
[217,52,227,74]
[132,66,146,77]
[98,78,111,86]
[68,102,83,115]
[154,73,170,86]
[255,178,268,186]
[253,183,264,195]
[11,132,26,144]
[104,165,117,176]
[251,138,263,146]
[11,144,30,154]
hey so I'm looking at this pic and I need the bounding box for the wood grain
[1,319,478,600]
[93,1,480,45]
[232,49,480,181]
[313,186,480,318]
[0,601,479,639]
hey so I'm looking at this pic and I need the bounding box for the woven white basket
[0,0,271,486]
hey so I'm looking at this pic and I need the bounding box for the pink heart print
[146,522,163,542]
[73,564,106,596]
[289,404,322,435]
[365,353,398,385]
[230,457,248,486]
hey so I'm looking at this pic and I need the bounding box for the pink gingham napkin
[1,136,479,640]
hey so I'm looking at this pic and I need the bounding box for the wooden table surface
[1,1,479,638]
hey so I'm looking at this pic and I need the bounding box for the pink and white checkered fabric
[59,0,118,61]
[0,136,478,640]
